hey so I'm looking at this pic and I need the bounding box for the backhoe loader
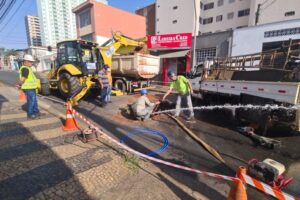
[44,32,147,105]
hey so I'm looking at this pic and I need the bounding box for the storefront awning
[159,50,190,59]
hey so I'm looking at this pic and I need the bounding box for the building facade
[136,4,156,35]
[231,19,300,56]
[73,0,146,45]
[25,16,42,47]
[36,0,108,47]
[155,0,300,35]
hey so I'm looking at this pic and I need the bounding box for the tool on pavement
[79,127,99,143]
[237,126,281,149]
[247,158,293,191]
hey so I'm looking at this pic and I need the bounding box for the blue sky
[0,0,155,49]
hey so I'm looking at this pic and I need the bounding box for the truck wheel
[40,83,51,96]
[39,77,51,96]
[114,79,126,93]
[58,73,81,98]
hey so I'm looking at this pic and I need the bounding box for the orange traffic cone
[19,91,27,102]
[62,102,80,131]
[227,167,248,200]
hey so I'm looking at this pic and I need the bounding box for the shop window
[196,47,216,63]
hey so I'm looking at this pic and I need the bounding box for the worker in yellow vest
[17,55,42,119]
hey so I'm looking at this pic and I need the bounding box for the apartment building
[36,0,108,47]
[155,0,300,35]
[25,16,42,47]
[73,0,146,45]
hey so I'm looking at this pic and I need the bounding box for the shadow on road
[0,118,111,199]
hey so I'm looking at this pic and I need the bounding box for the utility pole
[192,0,198,71]
[255,3,261,25]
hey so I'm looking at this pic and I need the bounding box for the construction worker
[132,89,160,121]
[17,54,41,119]
[98,65,110,107]
[162,71,195,121]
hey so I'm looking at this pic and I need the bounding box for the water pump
[247,158,293,190]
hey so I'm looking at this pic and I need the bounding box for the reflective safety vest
[19,66,38,90]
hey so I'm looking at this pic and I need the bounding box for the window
[218,0,224,6]
[173,6,178,10]
[79,9,91,28]
[227,12,234,19]
[203,17,213,24]
[204,2,214,10]
[200,2,203,9]
[264,27,300,38]
[238,9,250,17]
[196,47,216,63]
[216,15,223,22]
[172,20,178,24]
[229,0,235,3]
[285,11,295,17]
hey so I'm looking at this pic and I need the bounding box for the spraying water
[152,104,300,115]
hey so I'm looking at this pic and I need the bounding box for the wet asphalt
[1,70,299,199]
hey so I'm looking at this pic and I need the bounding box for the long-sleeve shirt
[132,96,155,114]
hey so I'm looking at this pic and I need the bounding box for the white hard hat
[23,54,35,62]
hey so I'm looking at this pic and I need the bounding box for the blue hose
[120,127,169,156]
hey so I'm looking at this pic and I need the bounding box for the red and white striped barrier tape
[69,106,299,200]
[240,174,299,200]
[70,108,238,182]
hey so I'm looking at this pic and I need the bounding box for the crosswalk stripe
[0,117,59,130]
[0,113,27,121]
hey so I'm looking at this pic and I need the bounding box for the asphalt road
[1,69,299,199]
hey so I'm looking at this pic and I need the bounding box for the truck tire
[58,73,81,98]
[39,77,50,96]
[114,79,126,93]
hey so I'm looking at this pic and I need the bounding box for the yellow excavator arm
[69,33,147,106]
[98,32,147,68]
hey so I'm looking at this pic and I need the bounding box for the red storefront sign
[147,33,192,49]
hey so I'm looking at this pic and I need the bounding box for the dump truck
[189,40,300,133]
[39,33,159,105]
[112,53,160,93]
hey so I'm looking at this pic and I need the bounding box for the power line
[0,0,6,11]
[0,0,16,24]
[0,0,26,32]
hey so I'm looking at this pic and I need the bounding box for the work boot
[36,112,46,117]
[27,115,37,120]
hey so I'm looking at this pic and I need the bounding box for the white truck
[189,41,300,133]
[112,53,160,93]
